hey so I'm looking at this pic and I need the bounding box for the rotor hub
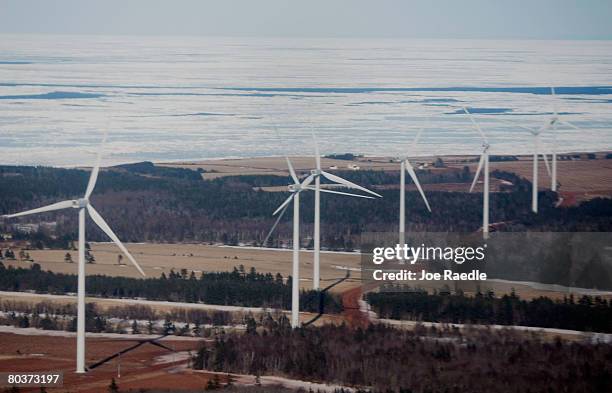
[288,184,300,192]
[75,198,89,208]
[310,169,322,175]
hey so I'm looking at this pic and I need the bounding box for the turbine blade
[412,127,424,149]
[551,86,557,117]
[536,122,552,135]
[463,107,487,142]
[311,131,321,170]
[3,200,74,218]
[405,160,431,212]
[301,174,315,188]
[273,194,294,216]
[470,153,485,193]
[285,157,299,185]
[541,153,551,176]
[84,132,108,199]
[560,120,580,131]
[263,202,290,246]
[320,170,382,198]
[496,118,538,134]
[303,186,375,199]
[87,204,146,277]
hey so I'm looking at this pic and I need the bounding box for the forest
[191,320,612,393]
[366,287,612,333]
[0,163,610,251]
[0,263,342,313]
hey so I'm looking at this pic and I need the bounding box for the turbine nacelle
[288,184,304,193]
[75,198,89,208]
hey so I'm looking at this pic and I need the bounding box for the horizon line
[1,32,612,42]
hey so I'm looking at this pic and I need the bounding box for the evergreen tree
[147,319,154,334]
[85,250,95,264]
[107,378,119,393]
[245,316,257,335]
[192,323,202,337]
[18,315,29,328]
[163,317,175,335]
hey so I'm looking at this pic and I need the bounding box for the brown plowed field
[0,332,221,392]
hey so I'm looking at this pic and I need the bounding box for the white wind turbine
[464,108,491,239]
[500,87,580,212]
[530,127,552,214]
[398,128,431,246]
[266,156,374,327]
[309,133,381,289]
[2,135,146,373]
[498,118,551,214]
[545,87,580,192]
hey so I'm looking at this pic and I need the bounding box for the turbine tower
[464,108,491,239]
[267,157,374,328]
[529,126,551,213]
[398,128,431,246]
[501,87,580,212]
[309,133,380,289]
[2,135,146,373]
[546,87,580,192]
[497,118,551,214]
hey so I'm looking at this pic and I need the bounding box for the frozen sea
[0,34,611,167]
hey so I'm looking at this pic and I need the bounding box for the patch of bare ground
[0,332,218,393]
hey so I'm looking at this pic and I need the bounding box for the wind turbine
[266,156,374,328]
[499,87,580,212]
[497,118,551,213]
[546,87,580,192]
[309,133,381,289]
[398,128,431,246]
[464,108,491,239]
[2,135,146,373]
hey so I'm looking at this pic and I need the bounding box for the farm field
[162,152,612,205]
[158,155,408,179]
[4,243,611,301]
[7,243,362,292]
[0,331,216,393]
[459,157,612,191]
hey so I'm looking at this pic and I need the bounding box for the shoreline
[1,149,611,170]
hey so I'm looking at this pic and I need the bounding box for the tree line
[0,263,342,313]
[1,163,610,250]
[0,300,238,337]
[366,287,612,333]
